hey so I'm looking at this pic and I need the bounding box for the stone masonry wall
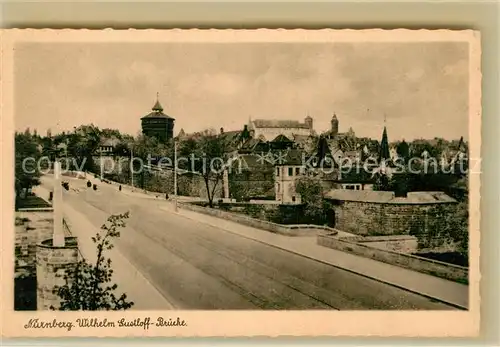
[318,234,468,284]
[15,209,54,274]
[181,202,330,236]
[96,157,224,200]
[36,237,79,311]
[333,201,458,249]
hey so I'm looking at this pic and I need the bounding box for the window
[276,167,280,177]
[295,167,300,176]
[288,167,293,176]
[292,196,296,202]
[277,183,280,192]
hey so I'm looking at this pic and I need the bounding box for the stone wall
[180,202,333,236]
[95,159,224,200]
[216,202,313,225]
[178,173,223,200]
[346,235,419,253]
[15,209,54,275]
[318,234,468,284]
[332,200,458,248]
[36,237,79,311]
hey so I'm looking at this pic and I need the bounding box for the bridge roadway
[42,176,457,310]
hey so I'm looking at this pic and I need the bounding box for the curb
[164,206,467,311]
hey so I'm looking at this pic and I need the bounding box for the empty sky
[15,41,469,141]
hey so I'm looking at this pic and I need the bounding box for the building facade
[141,98,175,143]
[275,149,305,204]
[248,117,314,142]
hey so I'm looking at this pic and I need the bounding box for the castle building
[248,116,314,142]
[141,96,175,143]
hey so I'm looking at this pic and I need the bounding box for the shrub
[54,212,134,311]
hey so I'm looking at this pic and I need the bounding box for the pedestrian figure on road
[166,193,169,200]
[119,185,122,191]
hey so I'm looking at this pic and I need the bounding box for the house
[338,167,375,191]
[275,149,305,204]
[292,134,319,154]
[98,138,119,155]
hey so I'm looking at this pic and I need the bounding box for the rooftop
[142,111,175,120]
[100,137,120,147]
[141,99,175,120]
[324,190,457,204]
[252,119,311,129]
[276,149,304,166]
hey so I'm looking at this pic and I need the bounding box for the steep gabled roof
[275,149,304,166]
[271,134,293,143]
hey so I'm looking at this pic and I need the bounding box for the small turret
[304,115,313,131]
[330,113,339,136]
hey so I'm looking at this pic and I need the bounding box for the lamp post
[130,146,134,189]
[174,138,178,212]
[99,147,103,181]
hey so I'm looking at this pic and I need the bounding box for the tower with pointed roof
[304,113,313,132]
[330,113,339,137]
[379,126,390,162]
[140,93,175,143]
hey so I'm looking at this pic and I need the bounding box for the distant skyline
[15,42,469,141]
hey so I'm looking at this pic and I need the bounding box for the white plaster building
[275,149,305,204]
[248,117,314,142]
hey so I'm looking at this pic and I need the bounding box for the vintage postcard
[1,29,481,337]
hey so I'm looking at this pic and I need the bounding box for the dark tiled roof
[240,138,261,150]
[276,149,304,166]
[293,134,311,144]
[141,111,175,120]
[271,134,293,143]
[339,167,374,183]
[252,119,310,129]
[223,130,243,140]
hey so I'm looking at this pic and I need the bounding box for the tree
[131,134,172,189]
[15,132,41,198]
[67,124,101,172]
[295,176,331,225]
[179,129,229,207]
[54,212,134,311]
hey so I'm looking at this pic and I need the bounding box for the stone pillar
[53,161,65,247]
[35,161,79,310]
[223,169,230,200]
[36,237,79,310]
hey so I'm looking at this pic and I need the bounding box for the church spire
[152,92,163,112]
[379,125,390,162]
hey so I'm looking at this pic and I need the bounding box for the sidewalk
[162,203,469,309]
[34,184,174,310]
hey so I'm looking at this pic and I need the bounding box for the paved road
[43,177,456,310]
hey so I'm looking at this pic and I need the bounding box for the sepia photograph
[1,29,481,337]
